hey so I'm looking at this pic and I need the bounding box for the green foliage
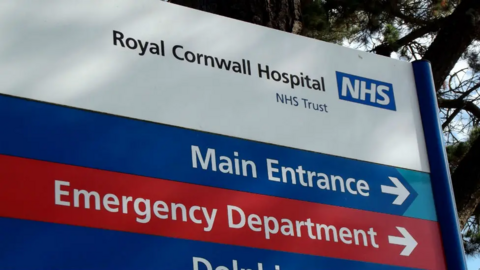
[452,127,480,255]
[431,0,457,17]
[447,141,470,171]
[464,202,480,256]
[464,224,480,256]
[382,24,400,47]
[302,1,329,32]
[300,0,459,54]
[465,48,480,73]
[301,0,360,44]
[470,127,480,144]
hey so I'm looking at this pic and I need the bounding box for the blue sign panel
[336,71,396,111]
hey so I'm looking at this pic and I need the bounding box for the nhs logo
[336,71,396,111]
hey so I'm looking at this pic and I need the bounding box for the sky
[468,256,480,270]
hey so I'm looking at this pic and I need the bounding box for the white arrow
[388,227,418,256]
[381,177,410,205]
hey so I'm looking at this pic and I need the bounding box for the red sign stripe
[0,155,446,269]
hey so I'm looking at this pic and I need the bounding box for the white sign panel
[0,0,428,172]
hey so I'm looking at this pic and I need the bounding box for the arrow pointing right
[381,176,410,205]
[388,227,418,256]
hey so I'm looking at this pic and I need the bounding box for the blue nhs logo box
[336,71,396,111]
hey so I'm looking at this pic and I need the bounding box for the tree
[168,0,480,253]
[167,0,303,33]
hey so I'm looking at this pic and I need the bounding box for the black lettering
[276,94,299,106]
[215,58,232,70]
[138,40,149,56]
[276,93,285,103]
[271,70,281,81]
[321,77,326,91]
[302,98,308,107]
[113,30,125,47]
[312,80,321,90]
[172,45,184,61]
[300,72,305,87]
[232,62,242,73]
[282,73,289,83]
[204,55,215,67]
[258,64,270,79]
[126,38,137,49]
[185,51,196,63]
[150,43,160,55]
[284,95,295,104]
[305,76,312,88]
[197,54,204,64]
[290,74,300,89]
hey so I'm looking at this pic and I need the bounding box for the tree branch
[443,106,465,129]
[423,0,480,91]
[439,98,480,120]
[386,4,431,26]
[397,20,442,46]
[374,18,444,56]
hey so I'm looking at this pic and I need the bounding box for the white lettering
[153,201,169,219]
[357,180,370,196]
[376,85,390,105]
[339,227,352,244]
[346,178,357,195]
[264,216,279,239]
[189,206,202,224]
[122,196,132,214]
[360,81,376,102]
[103,193,119,212]
[248,214,262,232]
[202,207,217,232]
[193,257,212,270]
[134,198,151,223]
[55,180,70,206]
[266,159,280,182]
[191,145,216,171]
[341,78,359,98]
[172,203,187,221]
[74,189,100,210]
[227,205,245,229]
[368,228,379,248]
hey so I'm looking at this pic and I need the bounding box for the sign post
[412,60,467,269]
[0,1,466,269]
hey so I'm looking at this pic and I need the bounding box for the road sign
[0,0,465,269]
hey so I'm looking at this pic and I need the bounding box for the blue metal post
[412,60,467,269]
